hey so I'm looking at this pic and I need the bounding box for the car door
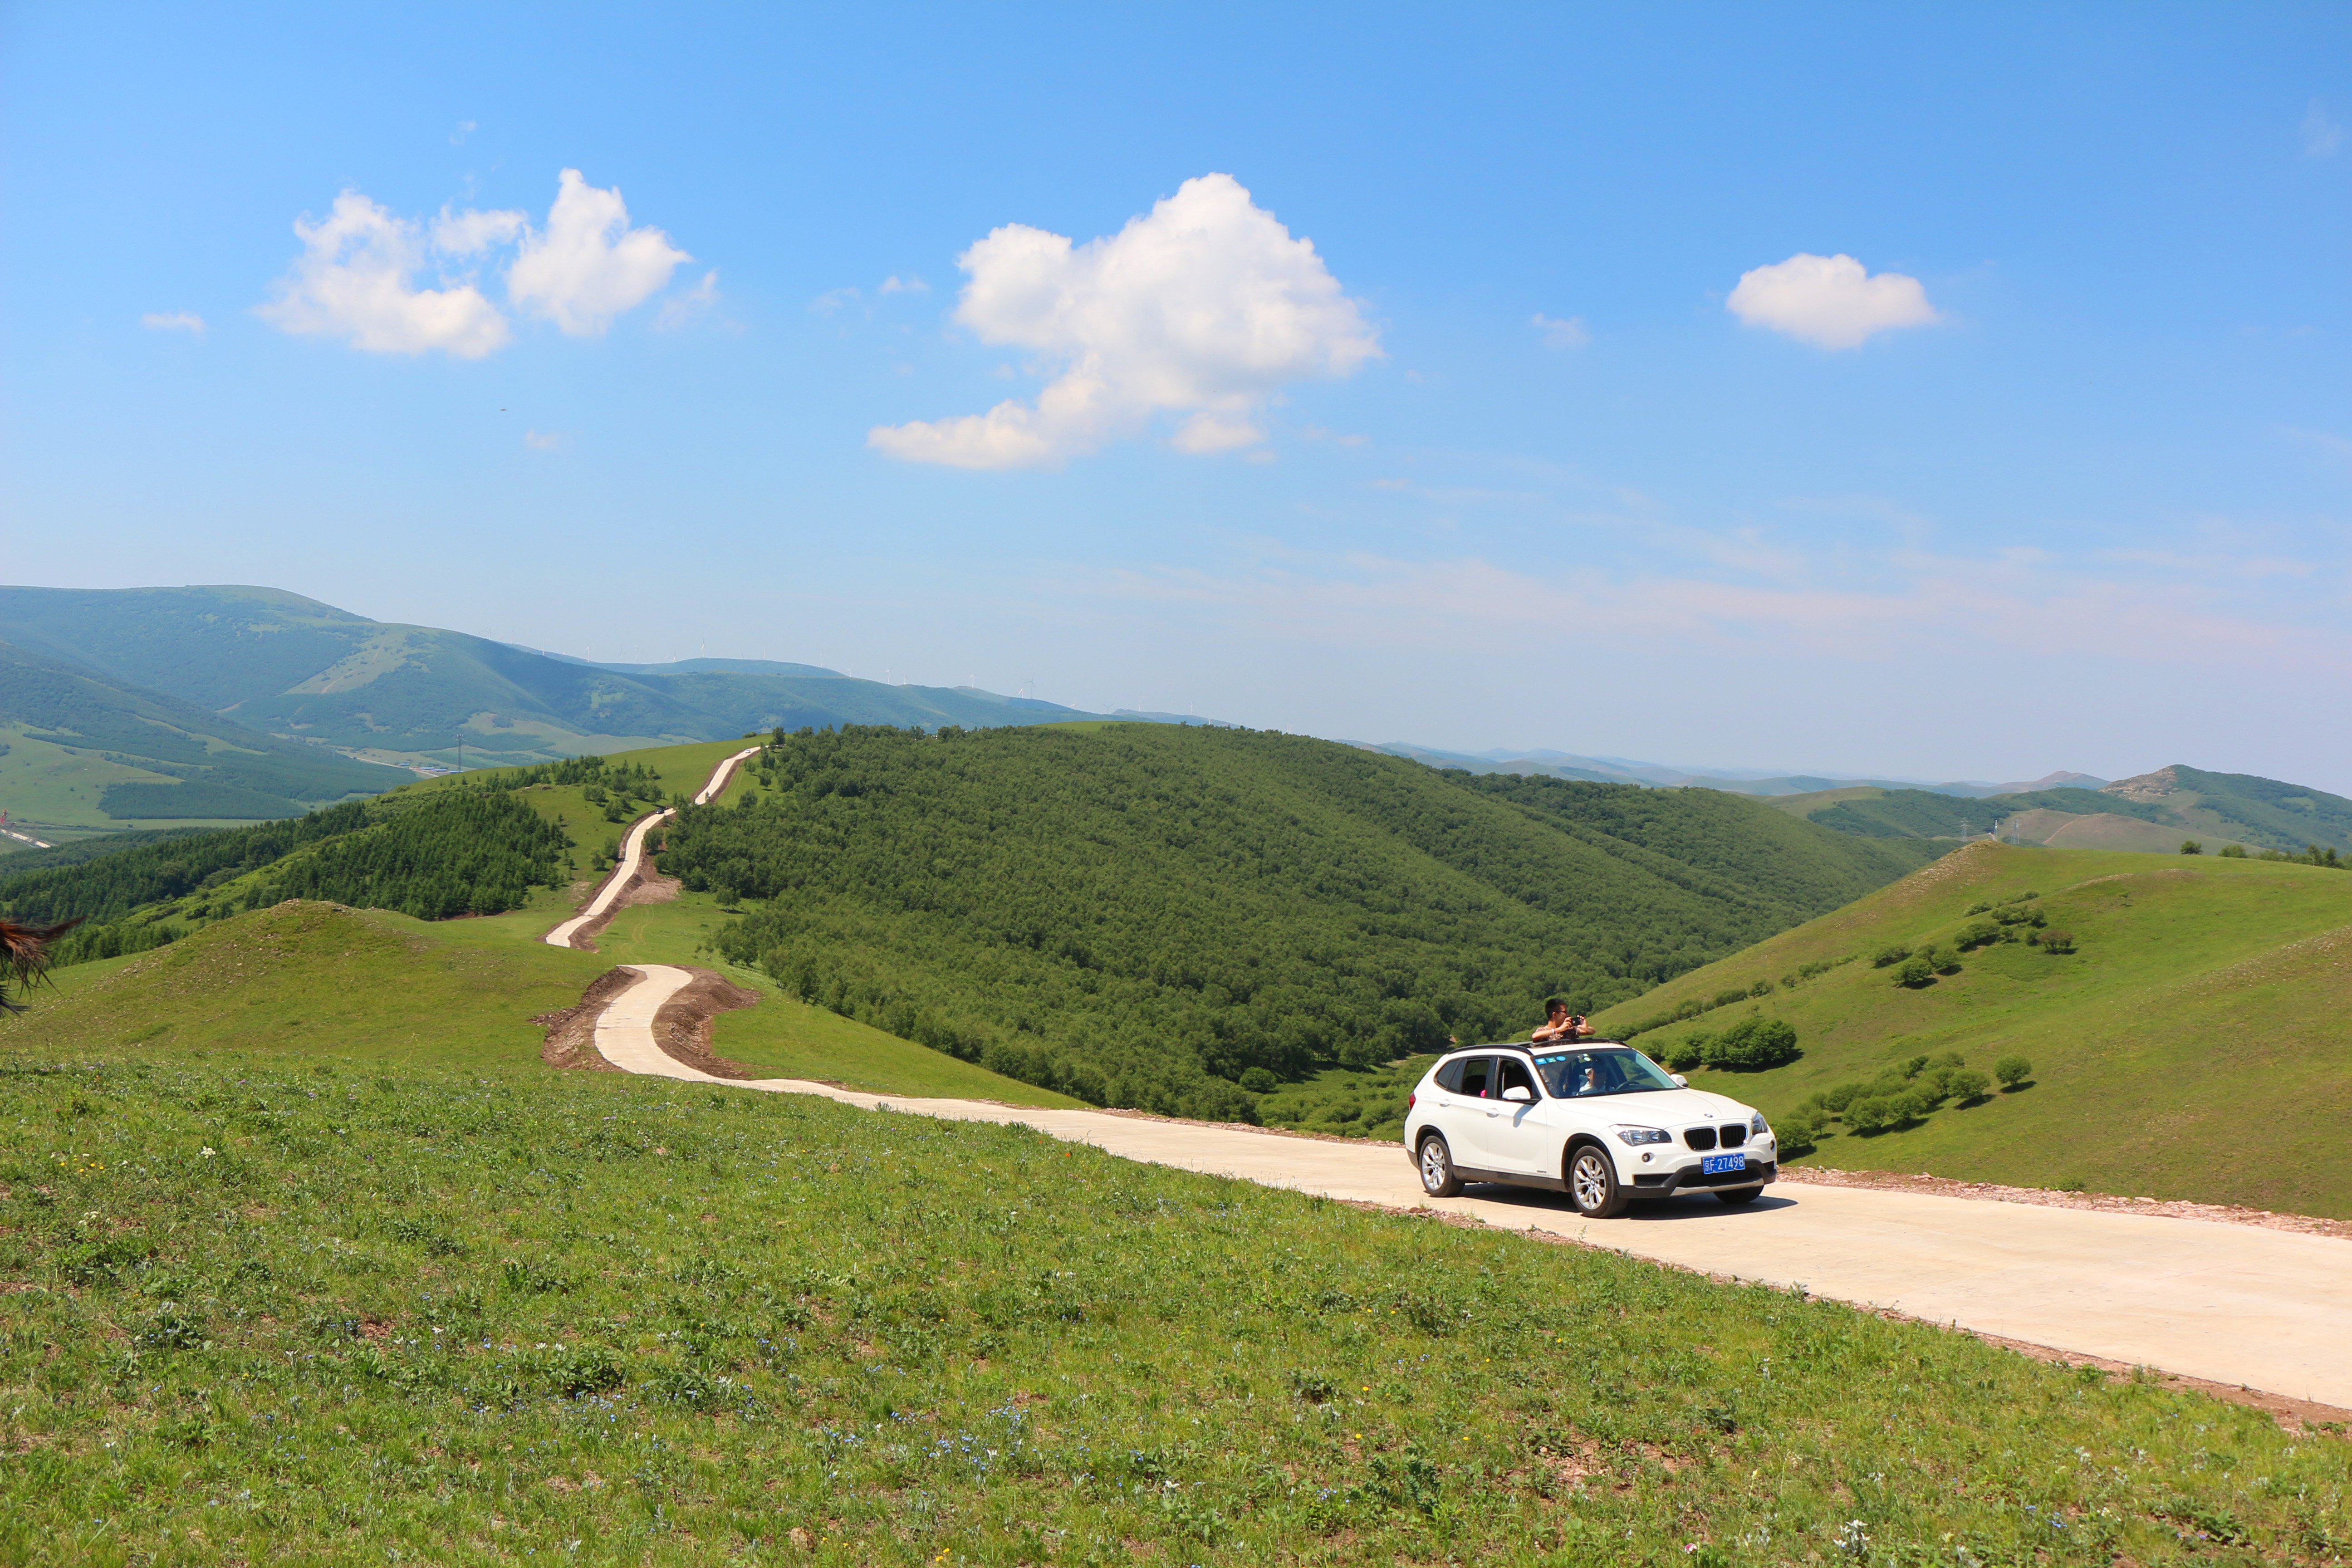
[1476,1056,1558,1179]
[1428,1055,1494,1167]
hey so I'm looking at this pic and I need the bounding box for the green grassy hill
[658,724,1942,1119]
[0,1034,2326,1565]
[1588,842,2352,1217]
[0,584,1119,770]
[1772,767,2352,858]
[0,637,408,832]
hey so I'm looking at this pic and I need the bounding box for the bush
[1774,1105,1826,1153]
[1239,1067,1278,1095]
[2218,843,2247,858]
[1945,1067,1991,1102]
[1703,1016,1800,1071]
[1994,1055,2033,1090]
[1748,979,1773,998]
[1818,1081,1866,1113]
[1662,1035,1709,1073]
[1954,921,2002,951]
[1871,945,1911,969]
[1926,946,1962,975]
[2038,930,2076,954]
[1843,1096,1900,1135]
[2180,840,2203,855]
[1894,955,1934,988]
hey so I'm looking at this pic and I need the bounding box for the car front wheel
[1715,1187,1763,1205]
[1567,1143,1630,1219]
[1417,1134,1464,1198]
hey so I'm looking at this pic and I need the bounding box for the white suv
[1402,1042,1777,1218]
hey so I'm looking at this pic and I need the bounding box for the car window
[1453,1056,1494,1098]
[1433,1058,1467,1093]
[1494,1057,1538,1101]
[1532,1048,1680,1098]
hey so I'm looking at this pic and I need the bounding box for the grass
[3,1045,2342,1567]
[1588,843,2352,1217]
[1255,1058,1437,1144]
[0,727,300,835]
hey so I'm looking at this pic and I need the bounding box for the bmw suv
[1403,1042,1776,1217]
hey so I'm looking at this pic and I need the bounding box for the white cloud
[811,286,861,315]
[256,191,511,358]
[870,172,1378,469]
[2304,98,2345,157]
[1532,313,1590,349]
[141,311,206,335]
[1726,252,1940,350]
[879,274,928,295]
[656,269,723,332]
[507,169,690,336]
[433,205,525,256]
[451,119,476,147]
[524,428,563,450]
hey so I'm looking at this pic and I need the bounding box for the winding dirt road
[544,746,758,950]
[555,754,2352,1416]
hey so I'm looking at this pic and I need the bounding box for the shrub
[1927,946,1962,975]
[1818,1081,1866,1112]
[1748,979,1773,998]
[1239,1068,1278,1095]
[1704,1017,1800,1071]
[1843,1096,1900,1135]
[1954,921,2002,951]
[2180,840,2203,855]
[1711,987,1750,1009]
[2218,843,2247,858]
[1871,945,1912,969]
[1774,1105,1826,1152]
[1662,1035,1709,1073]
[2038,930,2076,954]
[1994,1055,2033,1089]
[1945,1067,1991,1101]
[1894,956,1934,988]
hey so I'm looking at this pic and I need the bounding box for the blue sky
[5,5,2349,788]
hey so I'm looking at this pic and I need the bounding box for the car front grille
[1683,1126,1718,1150]
[1720,1125,1746,1147]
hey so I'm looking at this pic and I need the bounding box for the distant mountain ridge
[0,585,1122,776]
[1360,740,2109,800]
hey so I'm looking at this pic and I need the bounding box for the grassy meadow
[1588,843,2352,1217]
[4,1044,2342,1566]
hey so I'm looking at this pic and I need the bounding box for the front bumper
[1630,1157,1777,1196]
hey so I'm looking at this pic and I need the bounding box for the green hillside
[0,584,1118,770]
[1588,842,2352,1218]
[655,724,1941,1119]
[1774,766,2352,858]
[4,1042,2318,1566]
[0,636,408,832]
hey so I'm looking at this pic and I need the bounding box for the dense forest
[657,725,1941,1118]
[0,789,573,950]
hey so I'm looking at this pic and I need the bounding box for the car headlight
[1751,1113,1770,1137]
[1612,1124,1671,1146]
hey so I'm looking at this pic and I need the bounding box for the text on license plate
[1701,1152,1747,1175]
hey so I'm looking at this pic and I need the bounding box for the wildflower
[200,1147,216,1158]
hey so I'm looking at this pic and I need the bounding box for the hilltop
[1766,766,2352,857]
[658,724,1943,1118]
[0,636,408,835]
[1588,842,2352,1217]
[0,584,1118,772]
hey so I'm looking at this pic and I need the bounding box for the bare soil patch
[535,970,639,1072]
[647,966,764,1079]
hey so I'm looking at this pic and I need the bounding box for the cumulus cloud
[879,274,928,294]
[260,172,694,357]
[507,169,690,336]
[256,191,512,358]
[657,269,724,332]
[1726,252,1940,350]
[1532,313,1590,349]
[524,428,563,450]
[141,311,206,335]
[870,173,1378,469]
[2304,99,2344,157]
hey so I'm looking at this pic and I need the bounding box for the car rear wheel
[1715,1187,1764,1205]
[1417,1134,1463,1198]
[1568,1144,1630,1219]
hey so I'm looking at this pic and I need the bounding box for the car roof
[1433,1041,1634,1064]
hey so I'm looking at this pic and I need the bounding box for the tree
[0,917,79,1011]
[1894,955,1934,988]
[2218,843,2247,859]
[2038,930,2076,954]
[1994,1054,2033,1090]
[1704,1015,1800,1070]
[2179,840,2203,855]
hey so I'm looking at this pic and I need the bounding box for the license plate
[1702,1152,1747,1175]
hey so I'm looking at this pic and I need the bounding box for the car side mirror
[1671,1074,1689,1088]
[1501,1084,1533,1103]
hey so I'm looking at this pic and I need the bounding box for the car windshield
[1531,1047,1681,1098]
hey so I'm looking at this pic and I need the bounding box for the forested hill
[661,724,1943,1119]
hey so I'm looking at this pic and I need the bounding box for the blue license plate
[1701,1152,1747,1175]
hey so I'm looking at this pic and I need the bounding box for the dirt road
[587,960,2352,1411]
[543,746,758,950]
